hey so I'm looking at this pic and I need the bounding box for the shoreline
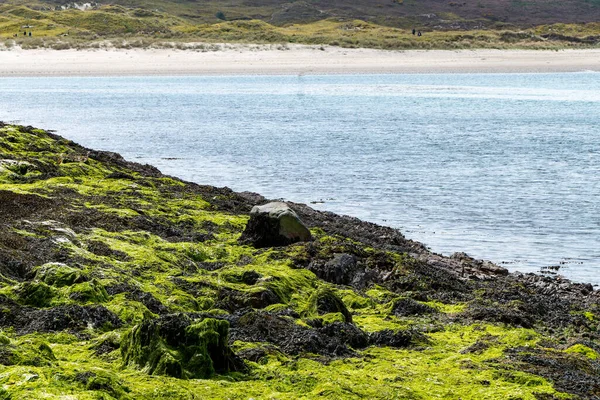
[0,46,599,76]
[2,122,600,399]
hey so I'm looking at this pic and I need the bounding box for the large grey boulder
[239,202,312,248]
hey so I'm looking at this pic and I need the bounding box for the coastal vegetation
[1,123,600,398]
[0,2,598,50]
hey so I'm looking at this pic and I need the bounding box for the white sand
[0,45,599,76]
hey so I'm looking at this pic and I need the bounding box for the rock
[120,314,244,379]
[0,300,122,334]
[33,262,87,287]
[17,281,56,307]
[369,329,427,348]
[450,252,508,277]
[227,311,367,357]
[236,344,279,363]
[105,284,168,315]
[0,339,56,367]
[461,304,533,328]
[215,287,282,312]
[391,298,437,317]
[239,202,311,248]
[311,253,360,285]
[75,370,129,398]
[308,287,352,323]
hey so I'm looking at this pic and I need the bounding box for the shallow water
[1,73,599,284]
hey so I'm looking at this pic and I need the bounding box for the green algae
[0,324,572,399]
[68,279,110,304]
[121,315,237,379]
[0,124,587,399]
[33,262,86,287]
[565,343,598,360]
[302,287,352,323]
[17,281,57,307]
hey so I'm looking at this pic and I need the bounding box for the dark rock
[197,261,226,271]
[504,346,600,398]
[105,284,168,315]
[459,334,499,354]
[290,201,424,254]
[0,190,54,223]
[241,270,261,285]
[91,336,121,356]
[216,287,281,312]
[106,171,135,180]
[309,253,359,285]
[462,303,534,328]
[236,344,280,363]
[311,287,352,323]
[0,298,122,334]
[369,329,426,348]
[239,202,312,248]
[87,241,131,261]
[391,298,437,317]
[305,251,386,290]
[128,291,169,315]
[319,322,368,349]
[227,311,368,357]
[450,252,509,276]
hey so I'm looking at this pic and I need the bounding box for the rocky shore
[0,123,599,399]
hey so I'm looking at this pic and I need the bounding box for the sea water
[1,73,599,284]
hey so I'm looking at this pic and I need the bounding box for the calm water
[1,73,599,284]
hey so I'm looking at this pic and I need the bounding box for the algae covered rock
[308,287,352,323]
[121,314,244,379]
[33,262,87,287]
[17,281,56,307]
[0,338,56,367]
[239,202,312,248]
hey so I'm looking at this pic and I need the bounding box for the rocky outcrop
[2,123,600,399]
[239,202,312,247]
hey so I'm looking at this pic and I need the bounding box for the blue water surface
[1,73,599,283]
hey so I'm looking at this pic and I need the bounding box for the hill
[0,123,600,398]
[29,0,600,28]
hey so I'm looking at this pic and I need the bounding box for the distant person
[28,32,31,37]
[412,28,416,35]
[418,31,422,37]
[23,31,26,36]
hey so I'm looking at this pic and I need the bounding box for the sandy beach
[0,45,599,76]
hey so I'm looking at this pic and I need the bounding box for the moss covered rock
[306,287,352,323]
[121,314,244,379]
[0,338,56,367]
[33,262,86,287]
[17,281,56,307]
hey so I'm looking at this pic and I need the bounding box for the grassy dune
[0,4,598,50]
